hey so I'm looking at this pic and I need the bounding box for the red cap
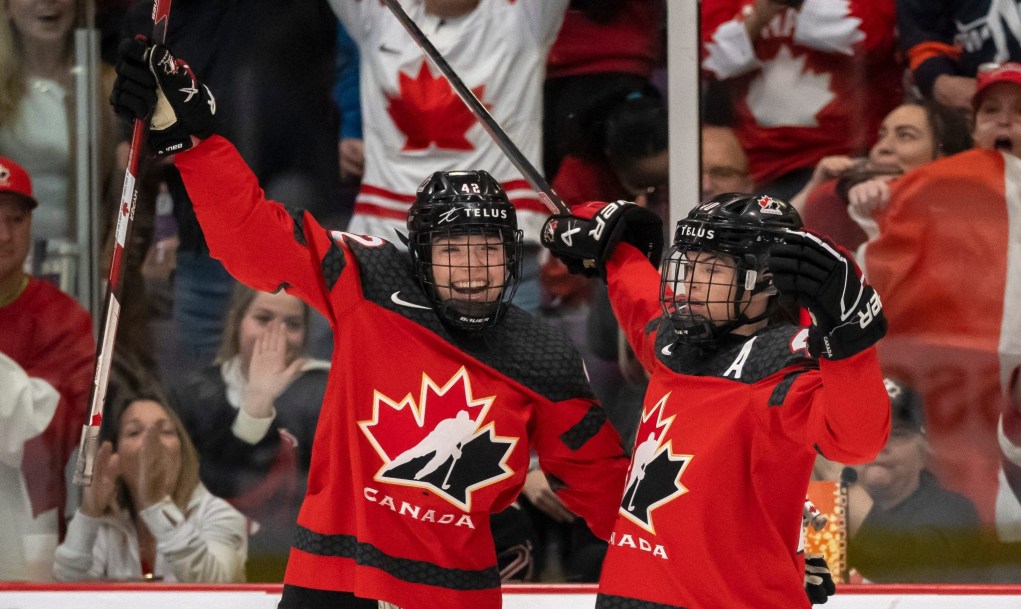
[0,156,37,209]
[974,62,1021,109]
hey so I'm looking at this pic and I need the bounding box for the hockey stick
[626,467,644,512]
[379,0,569,216]
[72,0,173,486]
[441,442,463,490]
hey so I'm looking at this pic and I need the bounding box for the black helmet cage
[407,171,524,331]
[659,193,802,344]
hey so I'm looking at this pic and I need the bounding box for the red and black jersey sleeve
[532,392,628,541]
[781,347,891,464]
[174,135,351,320]
[604,243,668,375]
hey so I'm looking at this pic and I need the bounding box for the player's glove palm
[540,201,662,278]
[768,230,886,360]
[804,553,836,604]
[110,38,216,156]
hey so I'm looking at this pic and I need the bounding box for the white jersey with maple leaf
[332,0,569,245]
[700,0,902,185]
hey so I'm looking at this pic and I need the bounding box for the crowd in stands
[2,0,1021,589]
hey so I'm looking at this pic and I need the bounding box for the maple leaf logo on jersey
[387,61,489,152]
[620,393,691,534]
[358,367,517,511]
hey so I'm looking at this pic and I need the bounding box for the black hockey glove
[110,38,216,156]
[540,200,662,278]
[768,230,886,360]
[804,553,836,604]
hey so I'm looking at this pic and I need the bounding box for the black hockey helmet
[407,170,523,331]
[659,192,802,344]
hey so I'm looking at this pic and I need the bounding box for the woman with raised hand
[54,394,247,582]
[172,285,330,581]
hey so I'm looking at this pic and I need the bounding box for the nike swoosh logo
[661,342,674,356]
[391,291,430,310]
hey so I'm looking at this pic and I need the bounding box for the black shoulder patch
[768,370,806,406]
[285,206,307,246]
[321,240,346,291]
[560,405,608,450]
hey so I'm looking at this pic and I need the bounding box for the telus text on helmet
[677,225,715,240]
[438,208,509,223]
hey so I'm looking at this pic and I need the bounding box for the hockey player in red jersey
[110,40,628,609]
[541,193,891,608]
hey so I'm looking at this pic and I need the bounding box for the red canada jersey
[701,0,902,185]
[595,245,890,609]
[175,136,627,609]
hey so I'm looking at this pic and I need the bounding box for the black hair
[563,85,667,161]
[603,91,669,165]
[916,99,972,157]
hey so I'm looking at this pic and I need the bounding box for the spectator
[120,0,340,363]
[111,39,628,609]
[0,0,162,394]
[330,0,571,314]
[0,0,119,246]
[848,378,985,582]
[701,0,903,200]
[851,63,1021,542]
[172,285,329,582]
[897,0,1021,113]
[701,124,754,199]
[789,99,971,250]
[54,393,248,582]
[0,157,93,581]
[543,0,665,179]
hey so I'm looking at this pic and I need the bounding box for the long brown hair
[213,283,310,366]
[101,392,202,515]
[0,0,76,127]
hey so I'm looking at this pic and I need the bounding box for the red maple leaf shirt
[595,244,890,609]
[701,0,902,185]
[331,0,568,245]
[175,136,627,609]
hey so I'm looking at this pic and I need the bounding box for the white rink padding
[3,584,1021,609]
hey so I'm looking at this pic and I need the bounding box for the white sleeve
[702,17,762,79]
[140,493,248,583]
[53,511,105,581]
[792,0,865,55]
[0,352,60,467]
[231,407,276,445]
